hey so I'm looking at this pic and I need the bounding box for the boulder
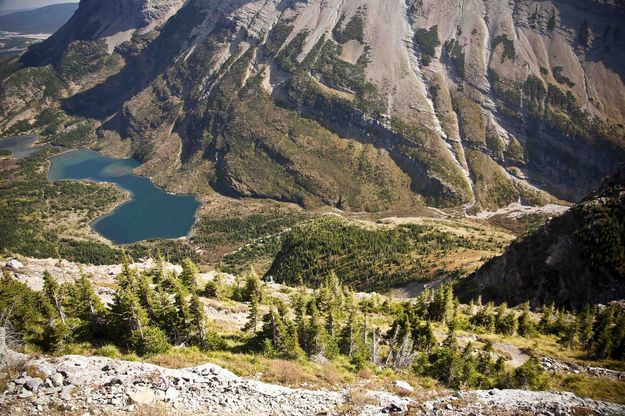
[50,372,64,387]
[128,388,156,405]
[25,377,43,392]
[5,259,24,270]
[165,386,180,401]
[394,380,414,393]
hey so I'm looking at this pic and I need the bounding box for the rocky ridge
[2,351,624,416]
[456,164,625,308]
[0,352,407,416]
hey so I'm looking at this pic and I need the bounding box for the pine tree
[517,302,534,337]
[576,305,594,350]
[117,254,138,292]
[558,317,577,350]
[243,293,260,334]
[539,303,555,333]
[189,292,208,348]
[471,301,495,332]
[110,288,149,346]
[136,272,157,320]
[173,287,192,344]
[43,271,66,326]
[179,258,199,290]
[593,306,615,359]
[204,273,228,300]
[72,274,105,338]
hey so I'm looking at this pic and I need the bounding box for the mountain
[1,0,625,211]
[456,163,625,309]
[0,4,78,34]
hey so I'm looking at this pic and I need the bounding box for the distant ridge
[0,3,77,34]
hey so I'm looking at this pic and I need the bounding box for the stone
[25,377,43,392]
[60,385,75,401]
[5,259,24,270]
[165,386,180,401]
[18,389,33,399]
[393,380,414,393]
[50,372,64,387]
[128,388,156,405]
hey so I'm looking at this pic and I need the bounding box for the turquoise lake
[48,149,201,244]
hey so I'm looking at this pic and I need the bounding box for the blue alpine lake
[48,148,201,244]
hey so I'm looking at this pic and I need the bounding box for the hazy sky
[0,0,78,12]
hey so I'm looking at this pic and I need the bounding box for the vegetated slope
[456,164,625,309]
[0,4,78,35]
[1,0,625,211]
[266,215,512,291]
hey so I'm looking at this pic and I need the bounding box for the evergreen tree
[558,317,577,349]
[136,272,157,320]
[593,305,615,359]
[189,291,208,348]
[43,271,66,326]
[71,274,105,338]
[539,303,555,333]
[517,302,535,337]
[173,287,192,344]
[471,301,495,332]
[577,305,594,350]
[179,258,199,290]
[243,293,260,334]
[308,301,334,357]
[204,273,228,300]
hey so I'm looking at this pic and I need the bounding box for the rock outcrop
[2,352,624,415]
[0,353,409,415]
[417,389,625,415]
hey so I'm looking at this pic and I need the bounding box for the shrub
[98,344,122,358]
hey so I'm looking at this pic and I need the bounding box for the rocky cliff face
[2,0,625,211]
[456,164,625,309]
[19,0,184,65]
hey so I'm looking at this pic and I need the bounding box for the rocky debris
[0,354,409,415]
[4,259,24,270]
[417,389,625,415]
[394,380,414,393]
[541,357,625,381]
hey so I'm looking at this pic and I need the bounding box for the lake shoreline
[48,148,202,245]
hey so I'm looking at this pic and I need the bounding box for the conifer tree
[43,271,66,326]
[558,317,577,349]
[110,288,148,343]
[179,258,199,290]
[471,301,495,332]
[189,291,208,348]
[242,269,264,303]
[72,274,105,337]
[243,293,260,334]
[539,302,555,333]
[593,305,615,359]
[136,272,157,320]
[173,287,192,344]
[577,305,594,350]
[517,302,534,337]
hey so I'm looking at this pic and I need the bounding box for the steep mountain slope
[0,3,78,35]
[456,164,625,309]
[1,0,625,211]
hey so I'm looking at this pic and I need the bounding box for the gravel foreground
[1,352,624,415]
